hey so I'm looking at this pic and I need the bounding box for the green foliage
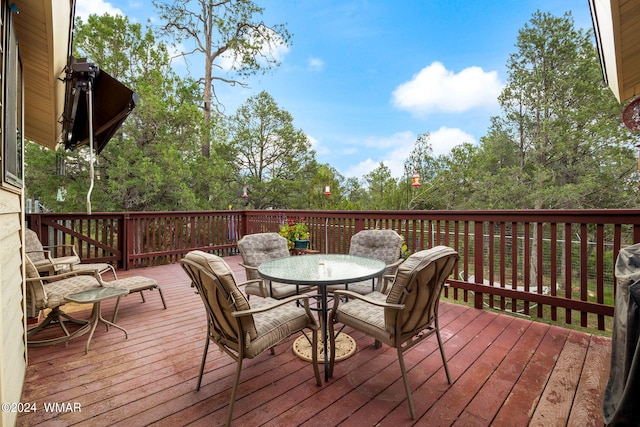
[478,11,639,209]
[278,219,310,249]
[229,91,316,209]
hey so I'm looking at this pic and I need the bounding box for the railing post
[239,211,249,239]
[473,220,484,310]
[122,213,131,270]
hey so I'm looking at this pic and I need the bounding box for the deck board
[18,256,611,426]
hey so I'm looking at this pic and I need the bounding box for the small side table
[291,248,320,256]
[66,287,129,354]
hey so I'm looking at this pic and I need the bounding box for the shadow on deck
[18,255,611,426]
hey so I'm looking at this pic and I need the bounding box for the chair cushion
[184,251,257,339]
[238,233,290,281]
[334,291,391,344]
[349,229,403,265]
[386,246,458,335]
[245,297,311,357]
[245,281,313,299]
[44,276,102,309]
[104,276,158,292]
[343,229,404,294]
[52,255,81,271]
[25,229,46,263]
[326,279,376,295]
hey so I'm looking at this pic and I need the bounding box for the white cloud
[306,134,324,153]
[343,132,416,179]
[308,57,325,72]
[341,128,476,179]
[75,0,123,20]
[343,157,379,180]
[429,126,476,156]
[391,61,503,116]
[362,131,414,149]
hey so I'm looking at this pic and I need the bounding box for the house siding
[0,188,25,427]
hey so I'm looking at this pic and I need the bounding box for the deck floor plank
[530,330,591,426]
[18,257,611,426]
[454,316,540,425]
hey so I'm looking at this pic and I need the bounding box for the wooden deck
[18,255,612,426]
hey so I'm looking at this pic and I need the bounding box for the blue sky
[76,1,596,180]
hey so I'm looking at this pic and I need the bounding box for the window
[2,8,22,188]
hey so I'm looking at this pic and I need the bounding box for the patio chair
[327,229,404,294]
[25,228,116,278]
[237,232,314,299]
[25,255,102,346]
[180,250,321,426]
[328,246,458,419]
[25,228,81,275]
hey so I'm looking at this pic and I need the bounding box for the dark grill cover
[603,243,640,425]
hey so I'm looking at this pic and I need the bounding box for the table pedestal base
[292,333,356,362]
[83,301,128,354]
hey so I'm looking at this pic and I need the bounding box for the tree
[342,177,367,210]
[301,162,344,210]
[483,11,637,210]
[153,0,291,158]
[402,133,441,210]
[228,91,314,209]
[363,163,396,210]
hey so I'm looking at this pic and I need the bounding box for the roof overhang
[13,0,74,150]
[589,0,640,103]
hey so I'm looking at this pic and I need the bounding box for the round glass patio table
[258,254,386,381]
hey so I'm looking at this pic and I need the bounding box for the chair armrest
[232,294,310,316]
[42,243,77,251]
[28,269,101,283]
[26,249,53,260]
[238,262,258,272]
[387,258,404,269]
[235,278,263,287]
[380,274,396,294]
[237,276,273,296]
[42,244,79,257]
[331,289,405,311]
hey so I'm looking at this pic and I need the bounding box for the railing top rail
[28,208,640,218]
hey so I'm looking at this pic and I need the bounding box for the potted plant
[279,218,310,250]
[400,234,411,259]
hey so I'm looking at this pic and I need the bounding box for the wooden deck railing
[27,209,640,332]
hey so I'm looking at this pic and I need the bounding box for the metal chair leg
[158,287,167,309]
[397,347,416,420]
[435,323,451,384]
[196,334,210,391]
[226,358,243,427]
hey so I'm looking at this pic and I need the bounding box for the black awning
[62,58,138,154]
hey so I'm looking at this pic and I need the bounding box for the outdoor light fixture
[242,185,248,198]
[411,172,421,187]
[324,184,331,195]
